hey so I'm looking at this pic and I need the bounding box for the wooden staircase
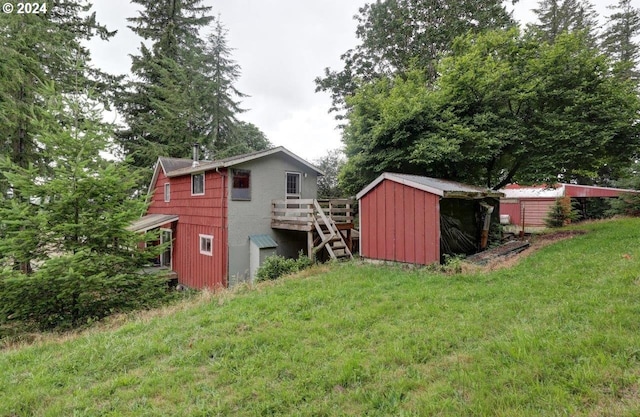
[271,198,355,261]
[312,200,353,261]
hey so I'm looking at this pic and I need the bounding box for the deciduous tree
[339,29,640,194]
[314,149,346,199]
[315,0,514,114]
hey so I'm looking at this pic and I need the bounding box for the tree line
[316,0,640,196]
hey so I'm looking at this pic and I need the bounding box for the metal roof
[501,185,565,199]
[249,234,278,249]
[500,183,639,199]
[127,213,179,232]
[356,173,504,200]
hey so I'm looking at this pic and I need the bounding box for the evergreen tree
[199,19,247,158]
[530,0,599,44]
[0,1,115,193]
[601,0,640,80]
[0,82,153,274]
[117,0,214,170]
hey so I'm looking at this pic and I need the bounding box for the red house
[128,146,326,289]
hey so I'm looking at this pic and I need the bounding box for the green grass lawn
[2,218,640,416]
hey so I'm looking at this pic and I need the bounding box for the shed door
[521,200,555,227]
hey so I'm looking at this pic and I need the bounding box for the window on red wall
[192,172,204,195]
[199,234,213,256]
[232,169,251,200]
[164,183,170,202]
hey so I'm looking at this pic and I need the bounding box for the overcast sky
[87,0,619,162]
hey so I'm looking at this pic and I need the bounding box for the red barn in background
[499,183,638,229]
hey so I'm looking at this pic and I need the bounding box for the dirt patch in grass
[473,229,589,272]
[534,229,588,241]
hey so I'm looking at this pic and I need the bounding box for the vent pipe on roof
[192,143,200,167]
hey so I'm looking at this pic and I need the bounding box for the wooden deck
[271,199,356,260]
[271,199,355,231]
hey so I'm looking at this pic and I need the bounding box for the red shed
[356,173,503,265]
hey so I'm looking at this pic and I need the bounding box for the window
[199,234,213,256]
[286,172,301,199]
[160,229,172,267]
[192,172,204,195]
[163,183,170,202]
[231,169,251,200]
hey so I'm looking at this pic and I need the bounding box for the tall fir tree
[0,1,115,194]
[117,0,214,171]
[530,0,599,44]
[0,78,154,275]
[601,0,640,80]
[199,19,247,158]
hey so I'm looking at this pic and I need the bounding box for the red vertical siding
[414,190,426,264]
[395,184,406,262]
[404,186,416,263]
[376,182,387,258]
[384,181,396,260]
[359,179,440,265]
[500,201,521,225]
[148,169,228,288]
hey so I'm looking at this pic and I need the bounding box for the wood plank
[272,207,314,213]
[271,215,313,222]
[271,222,313,231]
[272,198,315,205]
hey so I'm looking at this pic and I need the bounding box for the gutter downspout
[216,167,229,288]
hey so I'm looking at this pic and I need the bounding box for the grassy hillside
[2,219,640,416]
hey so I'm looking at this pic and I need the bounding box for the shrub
[0,250,170,331]
[545,196,577,228]
[255,251,312,282]
[609,192,640,217]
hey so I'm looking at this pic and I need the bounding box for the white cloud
[255,103,344,162]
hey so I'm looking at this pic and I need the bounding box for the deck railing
[271,198,354,231]
[316,199,354,224]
